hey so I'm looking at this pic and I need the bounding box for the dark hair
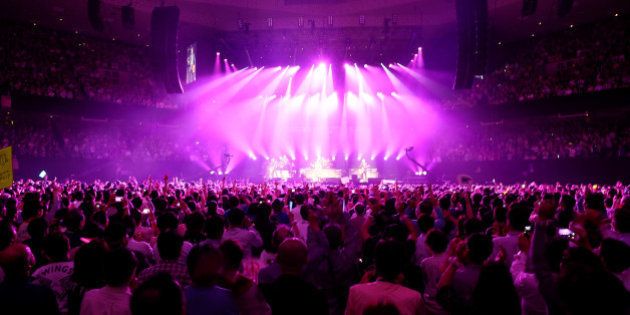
[219,240,243,271]
[417,214,435,234]
[185,212,205,234]
[472,263,520,315]
[324,224,343,250]
[418,199,433,216]
[43,232,70,262]
[354,204,366,216]
[425,229,448,254]
[104,222,128,250]
[585,192,605,213]
[363,303,401,315]
[508,203,530,232]
[103,248,137,287]
[63,210,84,232]
[27,217,48,240]
[614,207,630,233]
[204,216,225,240]
[131,274,183,315]
[157,232,183,261]
[157,212,179,233]
[467,233,493,265]
[300,204,311,221]
[374,239,405,282]
[73,240,107,288]
[186,244,222,286]
[600,238,630,273]
[0,222,16,250]
[439,196,451,211]
[226,208,245,227]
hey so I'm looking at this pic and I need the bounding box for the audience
[1,174,630,315]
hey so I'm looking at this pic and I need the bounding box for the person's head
[43,232,70,262]
[63,209,85,232]
[187,244,223,286]
[226,208,245,227]
[184,212,205,235]
[425,229,448,255]
[417,199,433,216]
[599,238,630,274]
[271,199,284,213]
[354,204,366,216]
[417,214,435,234]
[295,193,305,205]
[104,222,129,250]
[466,233,493,265]
[73,240,107,288]
[27,217,48,241]
[472,263,520,315]
[439,196,451,210]
[613,207,630,234]
[204,216,225,240]
[103,248,137,287]
[131,274,184,315]
[374,239,405,282]
[323,224,343,250]
[561,246,604,276]
[269,225,293,254]
[544,238,569,273]
[206,201,218,216]
[584,192,605,213]
[0,244,35,281]
[219,239,244,272]
[157,232,183,261]
[300,204,312,221]
[157,212,179,233]
[276,238,308,275]
[363,303,401,315]
[558,262,629,315]
[0,221,17,250]
[508,202,530,232]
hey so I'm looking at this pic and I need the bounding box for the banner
[0,146,13,189]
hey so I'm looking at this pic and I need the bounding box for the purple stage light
[184,62,440,177]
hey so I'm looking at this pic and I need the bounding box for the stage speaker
[151,6,183,94]
[122,5,134,29]
[522,0,537,16]
[87,0,104,32]
[453,0,488,90]
[557,0,573,17]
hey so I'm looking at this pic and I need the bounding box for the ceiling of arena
[0,0,627,45]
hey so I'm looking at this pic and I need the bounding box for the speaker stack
[151,6,184,94]
[122,5,134,29]
[453,0,488,90]
[87,0,104,32]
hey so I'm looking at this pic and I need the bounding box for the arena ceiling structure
[0,0,627,45]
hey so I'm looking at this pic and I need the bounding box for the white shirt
[32,261,75,314]
[415,234,428,265]
[222,227,263,257]
[421,254,447,315]
[510,252,548,315]
[492,231,520,267]
[127,238,155,262]
[345,281,424,315]
[80,286,132,315]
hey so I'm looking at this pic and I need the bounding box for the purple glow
[183,63,440,172]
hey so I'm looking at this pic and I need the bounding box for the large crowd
[0,178,629,315]
[0,22,176,109]
[447,16,629,107]
[2,112,629,163]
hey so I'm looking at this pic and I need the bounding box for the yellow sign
[0,146,13,189]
